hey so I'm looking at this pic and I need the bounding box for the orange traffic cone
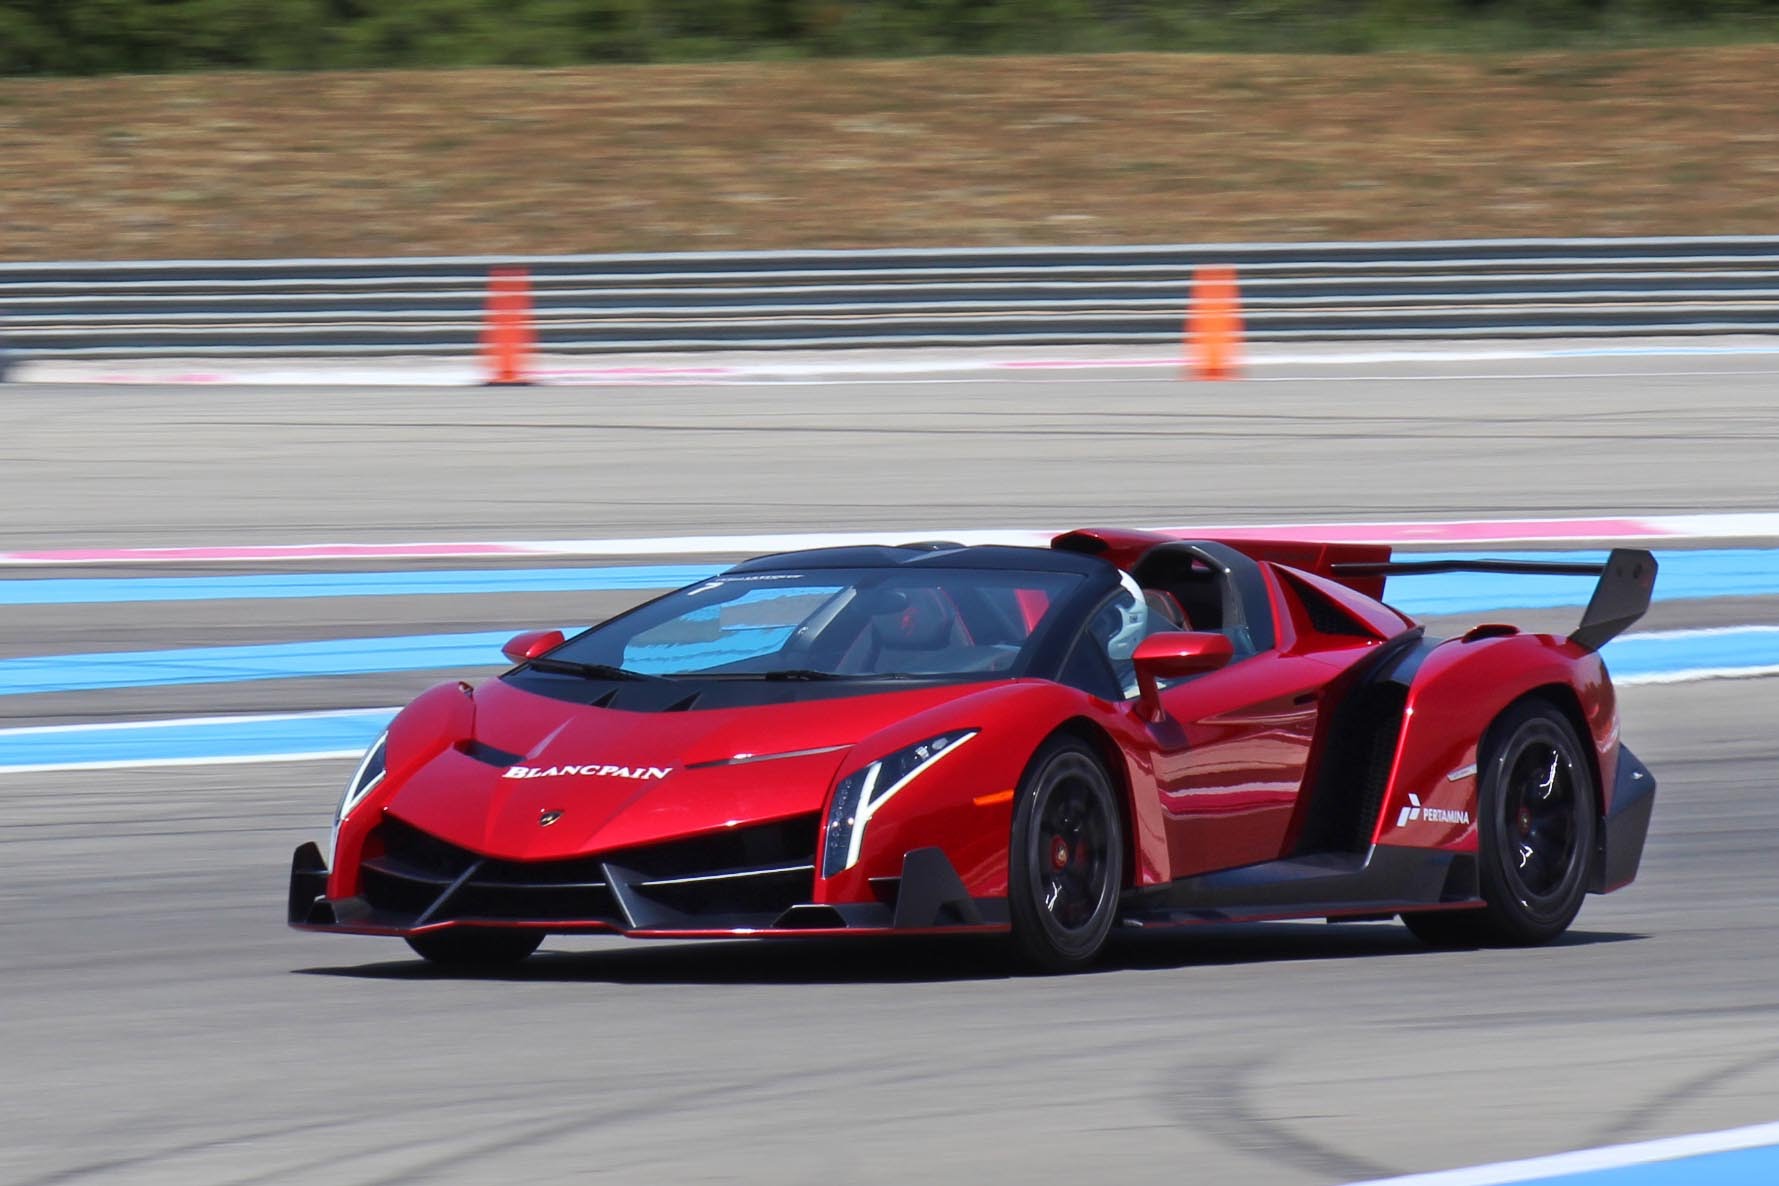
[482,267,534,386]
[1185,266,1243,381]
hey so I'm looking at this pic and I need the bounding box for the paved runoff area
[5,350,1779,1185]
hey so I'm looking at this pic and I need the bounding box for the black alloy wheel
[1008,736,1125,971]
[405,927,544,968]
[1405,700,1597,947]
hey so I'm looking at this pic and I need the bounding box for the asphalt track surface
[7,352,1779,548]
[6,353,1779,1185]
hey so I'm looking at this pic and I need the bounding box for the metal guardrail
[3,236,1777,358]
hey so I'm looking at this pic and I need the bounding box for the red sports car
[288,529,1658,970]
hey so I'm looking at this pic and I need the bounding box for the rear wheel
[1404,700,1596,947]
[405,927,543,968]
[1008,736,1124,971]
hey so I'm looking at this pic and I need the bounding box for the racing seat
[837,588,962,673]
[1143,589,1190,631]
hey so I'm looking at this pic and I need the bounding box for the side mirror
[502,629,565,665]
[1132,631,1233,717]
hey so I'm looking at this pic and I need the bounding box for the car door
[1068,571,1334,881]
[1142,652,1334,878]
[1135,557,1411,881]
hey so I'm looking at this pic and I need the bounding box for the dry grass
[2,48,1777,261]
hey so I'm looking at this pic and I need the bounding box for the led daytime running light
[337,732,388,825]
[822,730,977,878]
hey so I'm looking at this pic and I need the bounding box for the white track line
[1611,623,1779,641]
[18,337,1779,387]
[1346,1119,1779,1185]
[1618,664,1779,686]
[11,513,1779,565]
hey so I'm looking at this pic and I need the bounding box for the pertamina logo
[502,764,671,781]
[1396,793,1471,828]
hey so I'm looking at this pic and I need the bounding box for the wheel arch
[1044,715,1137,889]
[1492,682,1614,891]
[1505,682,1607,821]
[1374,633,1614,850]
[1006,715,1130,969]
[820,682,1118,902]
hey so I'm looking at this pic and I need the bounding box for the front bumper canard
[288,841,332,926]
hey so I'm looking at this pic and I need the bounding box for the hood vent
[457,738,524,768]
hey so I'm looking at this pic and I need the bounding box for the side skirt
[1117,844,1479,927]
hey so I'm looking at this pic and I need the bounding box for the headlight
[327,731,388,861]
[822,730,977,878]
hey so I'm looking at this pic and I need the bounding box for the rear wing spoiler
[1331,548,1658,652]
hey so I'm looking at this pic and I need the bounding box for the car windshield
[543,567,1083,679]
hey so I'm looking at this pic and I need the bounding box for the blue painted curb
[1,624,1775,699]
[0,709,395,770]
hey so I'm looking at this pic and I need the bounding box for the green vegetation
[5,0,1779,74]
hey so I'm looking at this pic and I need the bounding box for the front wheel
[1008,736,1124,972]
[1405,700,1596,948]
[406,927,543,968]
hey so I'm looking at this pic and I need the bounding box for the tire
[1008,735,1125,971]
[1404,700,1597,948]
[405,927,543,968]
